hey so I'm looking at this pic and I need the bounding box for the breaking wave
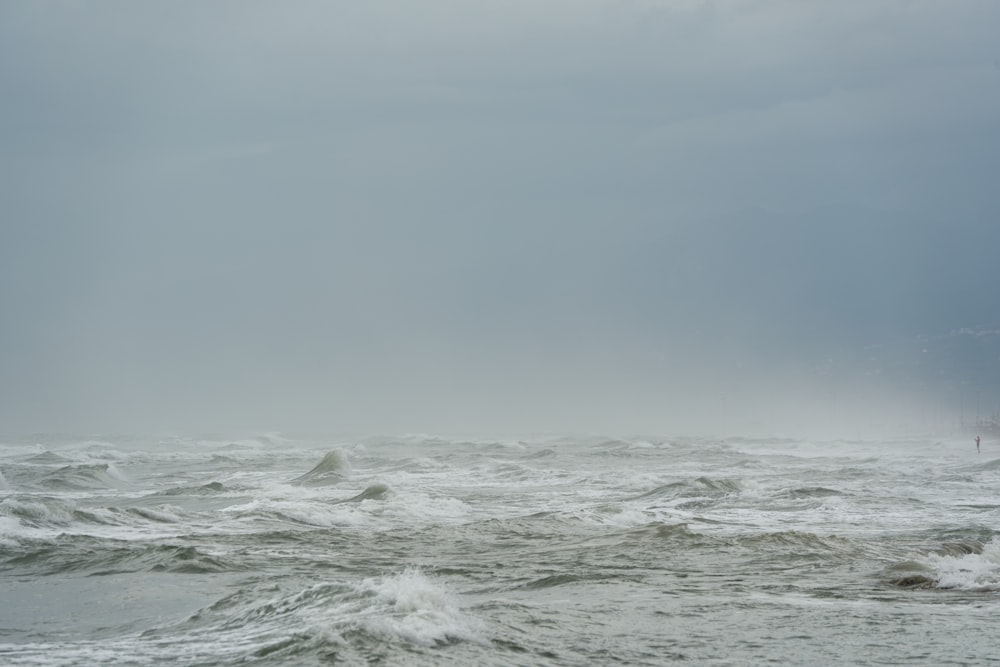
[34,463,130,491]
[124,569,486,663]
[885,538,1000,591]
[292,450,352,486]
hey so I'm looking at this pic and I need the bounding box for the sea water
[1,432,998,665]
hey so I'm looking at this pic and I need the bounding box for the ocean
[1,432,997,665]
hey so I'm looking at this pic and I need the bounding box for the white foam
[1,496,76,526]
[586,504,658,528]
[921,538,1000,591]
[379,490,474,525]
[0,515,24,546]
[72,570,487,662]
[0,497,71,544]
[360,568,486,647]
[104,463,130,483]
[219,497,369,529]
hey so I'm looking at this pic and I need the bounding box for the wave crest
[292,451,352,486]
[35,463,129,491]
[886,538,1000,591]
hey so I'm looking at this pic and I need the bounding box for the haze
[2,1,999,437]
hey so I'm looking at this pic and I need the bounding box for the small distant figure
[976,435,981,453]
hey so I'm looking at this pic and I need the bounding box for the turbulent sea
[1,432,998,666]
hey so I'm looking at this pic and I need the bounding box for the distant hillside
[837,325,1000,431]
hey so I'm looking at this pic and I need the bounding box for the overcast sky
[2,1,999,436]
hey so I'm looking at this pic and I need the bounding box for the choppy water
[1,433,998,665]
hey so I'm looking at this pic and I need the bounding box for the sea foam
[922,537,1000,591]
[360,568,486,647]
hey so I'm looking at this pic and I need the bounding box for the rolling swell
[34,463,129,491]
[973,457,1000,471]
[21,451,74,464]
[629,477,743,503]
[883,537,1000,591]
[7,540,238,576]
[2,495,78,524]
[137,569,485,664]
[90,544,237,575]
[735,530,860,556]
[292,450,352,486]
[520,572,624,590]
[0,494,209,552]
[781,486,844,499]
[334,483,391,504]
[160,481,228,496]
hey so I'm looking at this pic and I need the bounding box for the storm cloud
[2,1,999,435]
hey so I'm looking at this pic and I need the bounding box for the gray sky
[2,1,999,436]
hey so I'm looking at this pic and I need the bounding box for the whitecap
[360,568,487,647]
[920,537,1000,591]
